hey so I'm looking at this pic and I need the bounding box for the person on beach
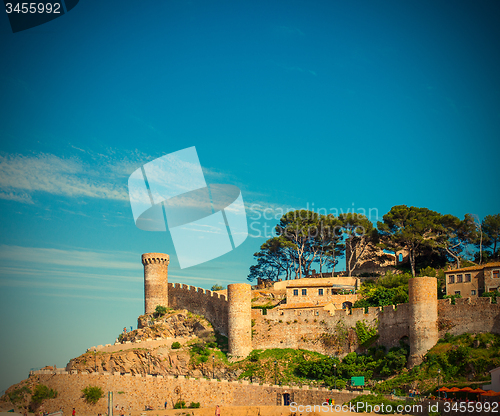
[215,405,221,416]
[72,408,76,416]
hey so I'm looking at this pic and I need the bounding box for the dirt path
[94,336,196,354]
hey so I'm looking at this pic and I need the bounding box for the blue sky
[1,0,499,393]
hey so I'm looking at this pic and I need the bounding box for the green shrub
[418,266,436,277]
[171,342,181,349]
[355,320,379,347]
[155,305,168,315]
[8,386,31,403]
[82,385,104,404]
[31,385,57,405]
[481,290,499,304]
[211,284,224,291]
[189,402,200,408]
[173,400,186,409]
[443,294,462,305]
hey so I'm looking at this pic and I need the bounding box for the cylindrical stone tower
[142,253,170,315]
[227,283,252,360]
[408,276,438,368]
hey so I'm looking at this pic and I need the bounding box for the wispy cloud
[278,64,318,77]
[0,245,144,300]
[0,191,34,204]
[0,245,140,270]
[0,147,234,208]
[0,152,129,203]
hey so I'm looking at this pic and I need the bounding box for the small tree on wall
[82,385,104,405]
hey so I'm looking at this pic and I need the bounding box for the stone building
[285,280,358,310]
[345,243,409,275]
[445,261,500,297]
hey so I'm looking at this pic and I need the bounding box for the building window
[318,289,323,296]
[471,290,476,295]
[302,289,307,296]
[455,291,461,295]
[449,275,455,284]
[493,270,499,279]
[465,274,471,282]
[456,274,463,283]
[293,289,298,296]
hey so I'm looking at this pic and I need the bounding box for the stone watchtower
[142,253,170,314]
[408,276,438,368]
[227,283,252,360]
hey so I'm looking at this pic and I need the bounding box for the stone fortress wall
[167,283,229,336]
[28,372,366,415]
[251,294,500,360]
[438,296,500,336]
[143,253,500,365]
[251,302,412,354]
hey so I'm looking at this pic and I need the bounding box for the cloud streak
[0,152,129,203]
[0,245,141,270]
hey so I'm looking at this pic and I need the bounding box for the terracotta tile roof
[280,302,329,309]
[286,282,356,289]
[286,282,336,288]
[445,262,500,273]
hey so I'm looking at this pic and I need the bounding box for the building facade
[445,262,500,297]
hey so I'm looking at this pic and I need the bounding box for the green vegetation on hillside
[30,384,57,409]
[353,272,411,309]
[372,333,500,396]
[233,333,498,394]
[6,386,31,404]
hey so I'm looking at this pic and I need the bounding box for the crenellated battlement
[141,253,170,265]
[167,282,228,335]
[141,254,500,362]
[438,296,493,307]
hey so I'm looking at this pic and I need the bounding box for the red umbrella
[460,387,474,392]
[482,391,500,396]
[471,388,486,393]
[438,387,450,392]
[448,387,461,392]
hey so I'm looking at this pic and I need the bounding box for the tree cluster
[295,343,409,388]
[248,207,500,280]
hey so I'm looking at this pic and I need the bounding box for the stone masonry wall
[252,304,410,355]
[252,296,500,356]
[168,283,228,336]
[28,373,366,415]
[438,297,500,337]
